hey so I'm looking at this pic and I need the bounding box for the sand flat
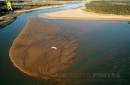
[9,17,78,79]
[38,7,130,21]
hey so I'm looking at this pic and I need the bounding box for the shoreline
[9,19,41,78]
[0,5,63,28]
[14,5,63,13]
[8,18,53,79]
[38,7,130,21]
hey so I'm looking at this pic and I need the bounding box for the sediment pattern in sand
[9,17,78,79]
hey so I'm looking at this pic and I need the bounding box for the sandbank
[38,7,130,21]
[9,17,78,79]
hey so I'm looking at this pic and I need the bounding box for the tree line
[85,1,130,15]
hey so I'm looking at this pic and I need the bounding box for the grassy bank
[0,13,19,28]
[85,1,130,15]
[0,2,62,28]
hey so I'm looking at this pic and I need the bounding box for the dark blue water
[0,2,130,85]
[52,20,130,85]
[0,3,85,85]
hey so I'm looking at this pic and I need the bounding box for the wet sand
[9,17,78,79]
[38,7,130,21]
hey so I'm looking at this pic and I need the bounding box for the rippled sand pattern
[9,18,78,79]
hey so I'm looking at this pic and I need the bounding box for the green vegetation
[17,2,55,10]
[0,5,7,10]
[0,5,8,16]
[1,16,7,21]
[23,2,57,7]
[85,1,130,15]
[25,2,46,7]
[0,1,61,16]
[12,2,61,10]
[52,0,83,1]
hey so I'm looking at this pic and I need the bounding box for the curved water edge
[1,2,130,85]
[8,2,84,81]
[0,3,84,85]
[0,2,85,29]
[9,17,78,79]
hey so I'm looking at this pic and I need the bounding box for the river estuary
[0,2,130,85]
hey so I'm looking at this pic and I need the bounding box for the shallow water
[0,2,130,85]
[9,17,79,80]
[0,2,85,85]
[38,19,130,85]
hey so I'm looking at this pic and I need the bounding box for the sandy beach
[38,7,130,21]
[9,17,78,79]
